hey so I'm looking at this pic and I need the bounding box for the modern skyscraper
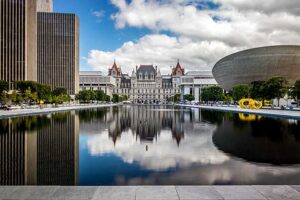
[36,0,53,12]
[0,0,37,89]
[37,12,80,95]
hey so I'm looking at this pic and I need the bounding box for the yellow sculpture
[239,98,263,109]
[239,113,262,121]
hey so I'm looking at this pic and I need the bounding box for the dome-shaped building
[212,45,300,90]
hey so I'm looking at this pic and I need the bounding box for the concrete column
[180,86,183,101]
[194,87,200,102]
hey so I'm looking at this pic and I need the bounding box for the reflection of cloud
[114,160,300,185]
[86,123,229,171]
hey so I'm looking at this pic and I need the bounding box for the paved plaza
[1,186,300,200]
[0,104,118,119]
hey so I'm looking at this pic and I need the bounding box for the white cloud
[86,34,236,74]
[86,0,300,74]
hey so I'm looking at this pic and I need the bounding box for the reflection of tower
[0,113,79,186]
[0,118,38,185]
[108,106,131,145]
[37,112,79,185]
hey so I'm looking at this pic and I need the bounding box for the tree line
[0,80,70,105]
[75,90,127,103]
[200,77,300,106]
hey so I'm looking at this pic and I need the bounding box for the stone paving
[1,186,300,200]
[0,104,118,119]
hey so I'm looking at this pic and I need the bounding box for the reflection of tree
[200,110,226,125]
[0,116,51,134]
[77,108,107,122]
[213,116,300,165]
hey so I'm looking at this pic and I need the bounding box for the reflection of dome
[212,118,300,165]
[213,45,300,90]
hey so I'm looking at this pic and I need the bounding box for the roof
[172,60,185,76]
[80,71,102,76]
[185,70,213,77]
[137,65,156,75]
[108,61,122,76]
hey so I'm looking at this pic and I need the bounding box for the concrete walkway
[0,104,118,119]
[0,185,300,200]
[178,104,300,120]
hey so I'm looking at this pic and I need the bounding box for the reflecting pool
[1,106,300,185]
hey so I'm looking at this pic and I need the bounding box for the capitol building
[80,61,217,103]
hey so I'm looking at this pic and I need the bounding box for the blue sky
[53,0,150,71]
[53,0,299,74]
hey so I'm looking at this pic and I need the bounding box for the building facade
[79,61,217,103]
[37,0,53,12]
[0,0,37,89]
[109,61,184,104]
[37,12,79,95]
[213,45,300,90]
[79,71,116,97]
[179,71,218,102]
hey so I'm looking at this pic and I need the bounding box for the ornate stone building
[79,60,218,103]
[108,61,184,104]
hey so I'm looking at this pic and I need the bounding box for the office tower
[37,12,80,95]
[0,0,37,89]
[37,0,53,12]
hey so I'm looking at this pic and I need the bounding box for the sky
[53,0,300,75]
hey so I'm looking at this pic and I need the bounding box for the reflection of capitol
[0,112,79,185]
[108,106,185,145]
[84,107,229,171]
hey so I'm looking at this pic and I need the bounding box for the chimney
[136,65,138,71]
[155,66,158,72]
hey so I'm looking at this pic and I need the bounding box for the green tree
[0,91,8,105]
[168,94,181,103]
[22,87,38,104]
[76,90,96,102]
[15,81,37,93]
[0,80,9,105]
[201,86,224,102]
[32,92,38,103]
[232,84,250,101]
[11,91,17,104]
[16,93,24,104]
[37,83,51,101]
[223,94,233,104]
[184,94,195,101]
[291,80,300,106]
[52,87,68,96]
[122,95,129,101]
[112,94,122,103]
[105,95,111,102]
[95,90,106,102]
[250,81,266,100]
[0,80,9,94]
[264,77,288,106]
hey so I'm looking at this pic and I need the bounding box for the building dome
[212,45,300,90]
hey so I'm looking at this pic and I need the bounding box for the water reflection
[213,113,300,165]
[81,107,228,171]
[1,106,300,186]
[0,112,79,185]
[79,106,300,185]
